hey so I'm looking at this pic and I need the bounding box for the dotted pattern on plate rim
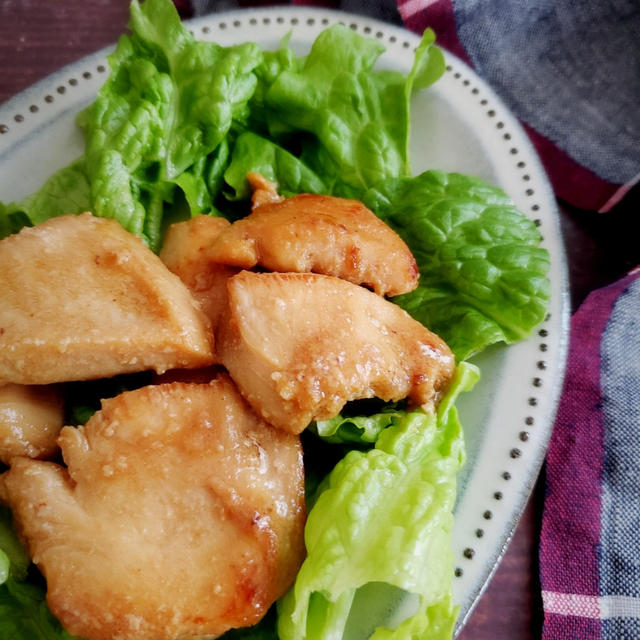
[455,316,552,576]
[0,65,108,134]
[0,12,553,581]
[0,14,410,134]
[432,62,551,579]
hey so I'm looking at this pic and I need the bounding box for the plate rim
[0,5,570,635]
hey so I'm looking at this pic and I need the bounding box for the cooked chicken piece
[160,215,238,338]
[217,271,455,434]
[1,375,305,640]
[207,191,419,297]
[0,213,215,385]
[0,384,64,464]
[247,172,284,209]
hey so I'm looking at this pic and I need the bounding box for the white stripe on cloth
[397,0,441,21]
[542,591,640,620]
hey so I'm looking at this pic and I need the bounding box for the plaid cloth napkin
[178,1,640,638]
[540,268,640,639]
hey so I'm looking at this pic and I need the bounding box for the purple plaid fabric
[540,269,640,639]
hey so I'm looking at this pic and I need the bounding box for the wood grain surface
[1,2,636,638]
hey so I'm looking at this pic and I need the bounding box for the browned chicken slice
[217,271,455,434]
[1,375,306,640]
[159,214,239,338]
[0,213,215,385]
[207,191,419,297]
[247,172,284,209]
[0,383,64,464]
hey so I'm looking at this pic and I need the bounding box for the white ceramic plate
[0,6,569,636]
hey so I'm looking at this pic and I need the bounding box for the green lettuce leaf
[127,0,262,180]
[0,203,31,241]
[0,508,76,639]
[263,26,444,198]
[277,362,479,640]
[364,170,551,360]
[75,0,262,249]
[0,579,76,640]
[0,159,91,240]
[246,34,301,134]
[171,140,230,218]
[224,132,327,200]
[311,405,402,446]
[0,508,30,584]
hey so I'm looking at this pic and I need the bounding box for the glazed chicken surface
[206,188,419,297]
[217,271,455,434]
[0,383,64,464]
[1,375,306,640]
[0,213,215,385]
[160,214,239,346]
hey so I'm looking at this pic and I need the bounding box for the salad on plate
[0,0,550,638]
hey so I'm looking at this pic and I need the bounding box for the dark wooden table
[1,2,637,639]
